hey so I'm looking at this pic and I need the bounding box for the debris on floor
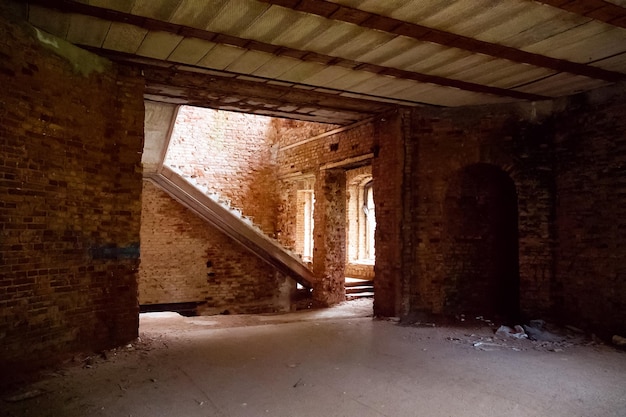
[495,325,528,339]
[3,389,46,402]
[522,320,564,342]
[442,316,604,353]
[612,335,626,348]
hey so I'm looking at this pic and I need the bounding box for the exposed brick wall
[345,165,375,279]
[371,112,405,316]
[403,105,556,319]
[312,169,346,306]
[144,106,297,312]
[165,106,279,235]
[273,119,340,149]
[139,181,290,314]
[553,87,626,337]
[0,12,144,371]
[277,120,379,305]
[276,176,315,254]
[278,121,377,177]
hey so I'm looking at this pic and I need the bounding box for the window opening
[363,181,375,260]
[297,190,314,262]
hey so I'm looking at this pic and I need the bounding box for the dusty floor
[2,299,626,417]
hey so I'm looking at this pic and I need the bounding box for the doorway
[443,163,520,318]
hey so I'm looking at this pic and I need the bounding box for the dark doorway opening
[443,164,520,319]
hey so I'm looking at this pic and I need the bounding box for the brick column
[312,169,346,306]
[372,112,406,317]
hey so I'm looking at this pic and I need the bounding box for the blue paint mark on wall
[90,243,140,260]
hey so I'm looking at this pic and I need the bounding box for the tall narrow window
[364,181,375,260]
[296,190,314,262]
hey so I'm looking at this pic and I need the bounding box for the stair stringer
[145,166,315,289]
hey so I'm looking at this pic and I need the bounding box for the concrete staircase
[145,166,315,289]
[345,277,375,300]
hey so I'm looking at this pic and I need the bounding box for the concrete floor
[3,299,626,417]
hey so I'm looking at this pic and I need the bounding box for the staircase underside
[145,166,315,289]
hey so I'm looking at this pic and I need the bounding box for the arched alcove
[443,163,520,319]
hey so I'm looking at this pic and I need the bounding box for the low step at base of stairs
[345,277,374,300]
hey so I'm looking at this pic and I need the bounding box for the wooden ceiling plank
[137,31,184,60]
[252,56,302,78]
[295,0,340,17]
[226,50,274,73]
[197,43,247,70]
[170,0,229,28]
[103,22,147,54]
[537,0,626,28]
[167,38,217,65]
[27,5,70,38]
[27,0,554,101]
[257,0,626,81]
[329,6,370,25]
[66,14,110,47]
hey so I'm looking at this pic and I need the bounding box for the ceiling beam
[536,0,626,28]
[89,49,398,124]
[26,0,548,102]
[257,0,626,82]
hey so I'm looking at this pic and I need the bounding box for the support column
[312,169,346,306]
[372,111,406,317]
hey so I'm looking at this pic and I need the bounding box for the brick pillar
[372,112,406,317]
[312,169,346,306]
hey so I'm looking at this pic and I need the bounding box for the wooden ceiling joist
[257,0,626,82]
[26,0,548,101]
[536,0,626,28]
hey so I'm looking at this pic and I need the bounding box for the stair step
[346,292,375,299]
[345,279,374,288]
[346,286,374,294]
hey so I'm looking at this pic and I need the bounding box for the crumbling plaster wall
[0,11,144,372]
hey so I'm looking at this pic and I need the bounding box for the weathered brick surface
[276,120,380,306]
[165,106,280,235]
[0,12,144,371]
[553,88,626,337]
[273,119,340,148]
[278,122,377,177]
[139,181,290,314]
[276,177,314,253]
[403,105,555,319]
[369,113,405,316]
[312,169,346,306]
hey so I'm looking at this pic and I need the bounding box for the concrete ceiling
[21,0,626,124]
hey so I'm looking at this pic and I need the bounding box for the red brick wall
[273,119,340,148]
[276,120,379,305]
[0,12,144,371]
[142,106,295,313]
[312,169,346,305]
[554,88,626,337]
[403,105,555,319]
[165,106,280,235]
[139,182,290,314]
[371,112,405,316]
[278,121,376,177]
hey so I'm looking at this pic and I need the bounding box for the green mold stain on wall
[33,27,112,76]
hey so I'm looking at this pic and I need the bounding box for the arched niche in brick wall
[442,163,520,319]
